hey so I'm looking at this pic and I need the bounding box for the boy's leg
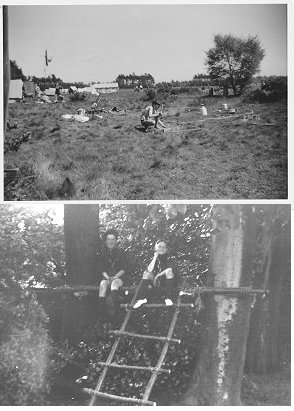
[133,271,154,308]
[98,279,110,317]
[106,279,123,326]
[165,268,175,305]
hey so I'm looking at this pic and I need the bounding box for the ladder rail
[88,282,142,406]
[142,295,182,402]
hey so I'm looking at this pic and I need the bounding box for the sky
[7,3,287,84]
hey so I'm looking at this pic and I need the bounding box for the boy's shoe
[133,298,147,309]
[165,298,173,306]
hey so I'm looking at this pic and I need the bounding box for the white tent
[45,88,56,96]
[9,79,23,99]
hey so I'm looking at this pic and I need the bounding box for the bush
[144,88,157,101]
[69,91,87,102]
[0,279,52,405]
[242,76,287,103]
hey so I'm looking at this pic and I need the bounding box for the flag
[45,49,53,66]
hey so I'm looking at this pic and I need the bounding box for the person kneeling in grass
[133,240,175,309]
[141,100,166,131]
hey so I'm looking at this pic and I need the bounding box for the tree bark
[181,205,256,405]
[64,204,100,285]
[245,214,290,373]
[61,205,100,342]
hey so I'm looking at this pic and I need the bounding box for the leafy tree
[206,34,265,94]
[0,204,64,405]
[10,60,27,81]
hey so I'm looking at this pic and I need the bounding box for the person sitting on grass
[141,100,166,131]
[98,229,128,322]
[133,240,176,309]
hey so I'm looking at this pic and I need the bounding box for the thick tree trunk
[181,205,256,405]
[64,204,100,285]
[245,217,290,373]
[61,205,100,342]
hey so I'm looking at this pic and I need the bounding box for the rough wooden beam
[83,388,156,406]
[108,330,181,344]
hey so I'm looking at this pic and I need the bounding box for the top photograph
[3,3,288,201]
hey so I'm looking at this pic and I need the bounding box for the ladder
[83,286,193,406]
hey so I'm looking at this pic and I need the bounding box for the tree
[181,205,257,405]
[61,204,100,341]
[245,205,291,374]
[10,60,27,81]
[206,34,265,94]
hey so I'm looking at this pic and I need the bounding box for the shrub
[242,76,287,103]
[144,88,156,101]
[68,91,87,102]
[0,279,52,405]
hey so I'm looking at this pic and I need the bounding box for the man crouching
[141,100,166,131]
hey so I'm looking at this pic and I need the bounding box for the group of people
[97,229,176,325]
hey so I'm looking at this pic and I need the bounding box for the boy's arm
[147,252,158,272]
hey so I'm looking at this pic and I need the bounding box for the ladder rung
[96,361,171,374]
[83,387,156,406]
[108,330,181,343]
[120,303,194,309]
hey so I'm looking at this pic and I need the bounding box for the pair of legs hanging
[98,278,123,322]
[133,268,175,309]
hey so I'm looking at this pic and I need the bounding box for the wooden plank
[142,295,182,402]
[96,361,171,374]
[84,388,156,406]
[180,287,269,295]
[108,330,181,344]
[120,303,194,309]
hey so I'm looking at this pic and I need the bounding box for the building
[92,82,119,94]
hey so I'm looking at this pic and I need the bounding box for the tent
[45,88,56,96]
[9,79,23,100]
[68,86,78,94]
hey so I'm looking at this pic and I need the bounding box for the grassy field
[4,89,287,200]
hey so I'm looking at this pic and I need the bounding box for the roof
[93,82,119,89]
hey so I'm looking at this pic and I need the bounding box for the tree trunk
[181,205,256,405]
[3,6,10,134]
[64,204,100,285]
[61,205,100,342]
[245,216,290,373]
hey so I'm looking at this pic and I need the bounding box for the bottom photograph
[0,203,291,406]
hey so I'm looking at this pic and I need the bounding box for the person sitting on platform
[133,240,176,309]
[98,229,128,320]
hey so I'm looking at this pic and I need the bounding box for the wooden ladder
[83,287,193,406]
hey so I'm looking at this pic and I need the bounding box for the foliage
[144,88,157,101]
[99,204,212,288]
[10,60,27,81]
[0,287,51,405]
[0,204,65,288]
[241,76,287,103]
[206,34,265,94]
[116,73,155,88]
[68,91,88,101]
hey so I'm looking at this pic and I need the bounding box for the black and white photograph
[0,203,291,405]
[3,3,288,200]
